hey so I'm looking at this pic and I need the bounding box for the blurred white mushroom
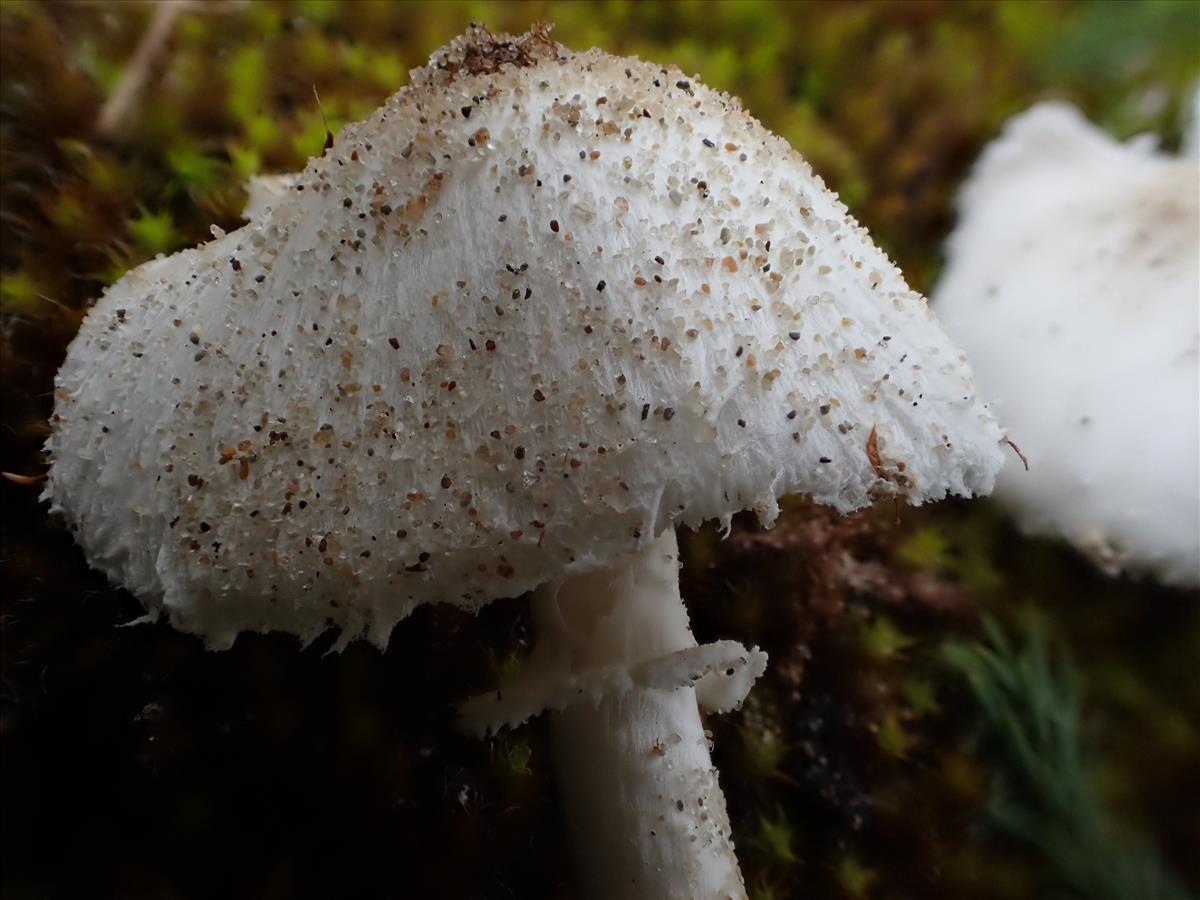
[935,102,1200,586]
[48,25,1004,898]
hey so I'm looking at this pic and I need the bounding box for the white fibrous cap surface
[47,26,1004,648]
[935,102,1200,586]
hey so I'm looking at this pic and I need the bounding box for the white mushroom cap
[47,26,1004,649]
[934,102,1200,586]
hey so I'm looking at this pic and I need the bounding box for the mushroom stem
[533,530,746,900]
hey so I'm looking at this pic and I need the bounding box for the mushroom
[45,25,1005,898]
[934,102,1200,587]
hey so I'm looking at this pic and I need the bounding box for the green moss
[747,882,783,900]
[1,0,35,19]
[73,40,123,96]
[243,113,283,155]
[901,676,940,718]
[0,271,44,315]
[738,701,789,779]
[244,4,284,38]
[125,208,180,256]
[228,145,262,180]
[44,191,93,238]
[99,259,132,288]
[164,143,225,198]
[895,526,953,574]
[835,855,876,897]
[291,110,339,162]
[876,710,913,759]
[750,807,798,865]
[858,614,913,662]
[496,735,534,780]
[177,14,209,46]
[295,0,340,26]
[369,51,407,90]
[226,46,268,124]
[490,647,525,685]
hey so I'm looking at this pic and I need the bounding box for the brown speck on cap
[431,22,559,84]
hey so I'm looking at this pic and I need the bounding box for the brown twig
[96,1,191,138]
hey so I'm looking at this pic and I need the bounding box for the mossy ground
[2,2,1197,898]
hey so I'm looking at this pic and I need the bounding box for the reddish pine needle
[314,85,334,151]
[1004,439,1030,471]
